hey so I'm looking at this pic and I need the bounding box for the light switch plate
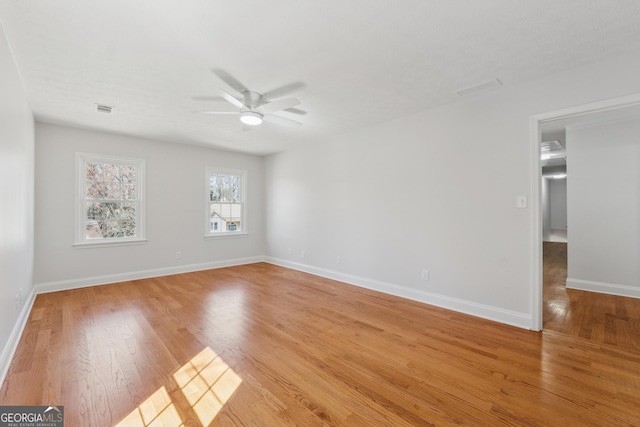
[516,196,527,208]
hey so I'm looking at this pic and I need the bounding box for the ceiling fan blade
[264,114,303,127]
[219,88,246,109]
[257,98,300,114]
[261,82,306,100]
[192,95,226,102]
[212,69,250,94]
[285,107,307,116]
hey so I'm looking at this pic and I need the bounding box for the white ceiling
[2,1,640,155]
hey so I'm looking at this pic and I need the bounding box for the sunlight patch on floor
[173,346,243,426]
[115,386,183,427]
[115,346,242,427]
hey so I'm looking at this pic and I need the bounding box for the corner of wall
[0,289,37,387]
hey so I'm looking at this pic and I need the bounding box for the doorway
[529,93,640,331]
[539,132,568,332]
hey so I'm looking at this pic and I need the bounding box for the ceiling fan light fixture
[240,111,263,126]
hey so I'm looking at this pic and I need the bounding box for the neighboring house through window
[205,167,246,236]
[75,153,146,246]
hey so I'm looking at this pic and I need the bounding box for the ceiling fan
[196,69,305,128]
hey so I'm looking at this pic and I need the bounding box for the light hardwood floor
[2,262,640,426]
[543,242,640,351]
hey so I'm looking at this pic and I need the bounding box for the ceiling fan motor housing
[243,91,262,109]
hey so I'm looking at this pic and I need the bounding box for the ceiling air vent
[95,104,113,114]
[455,79,502,97]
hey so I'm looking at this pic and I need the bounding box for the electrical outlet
[337,255,342,264]
[14,294,19,310]
[288,248,292,255]
[175,251,182,260]
[301,250,305,259]
[421,270,429,281]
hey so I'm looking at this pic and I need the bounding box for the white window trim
[204,166,248,238]
[74,152,147,248]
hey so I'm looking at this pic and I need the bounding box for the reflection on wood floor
[543,241,640,351]
[2,262,640,425]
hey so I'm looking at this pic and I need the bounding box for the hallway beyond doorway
[544,228,567,243]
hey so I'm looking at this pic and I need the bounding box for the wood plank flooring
[543,241,640,351]
[2,262,640,426]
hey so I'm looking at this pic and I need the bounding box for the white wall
[34,123,265,289]
[0,22,35,382]
[541,177,551,241]
[566,117,640,296]
[265,50,640,328]
[549,178,567,230]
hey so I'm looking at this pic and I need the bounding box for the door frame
[529,93,640,331]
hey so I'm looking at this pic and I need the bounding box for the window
[205,167,246,237]
[75,153,146,246]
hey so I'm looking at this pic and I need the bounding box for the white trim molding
[265,257,532,330]
[0,288,37,388]
[566,278,640,299]
[34,256,264,294]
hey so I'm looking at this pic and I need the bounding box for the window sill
[73,239,148,249]
[204,232,248,240]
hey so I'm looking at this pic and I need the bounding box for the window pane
[86,202,104,220]
[120,165,136,183]
[220,175,230,189]
[86,181,105,199]
[230,204,241,218]
[231,176,241,202]
[122,220,136,237]
[123,184,136,200]
[210,174,242,201]
[105,220,120,238]
[86,221,101,239]
[120,203,136,219]
[104,164,120,182]
[105,202,116,217]
[86,162,103,181]
[210,178,220,201]
[105,182,122,199]
[210,203,222,216]
[208,202,242,232]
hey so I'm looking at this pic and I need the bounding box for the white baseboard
[265,257,531,329]
[34,256,265,294]
[566,278,640,299]
[0,288,37,388]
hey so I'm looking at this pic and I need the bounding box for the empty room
[2,1,640,426]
